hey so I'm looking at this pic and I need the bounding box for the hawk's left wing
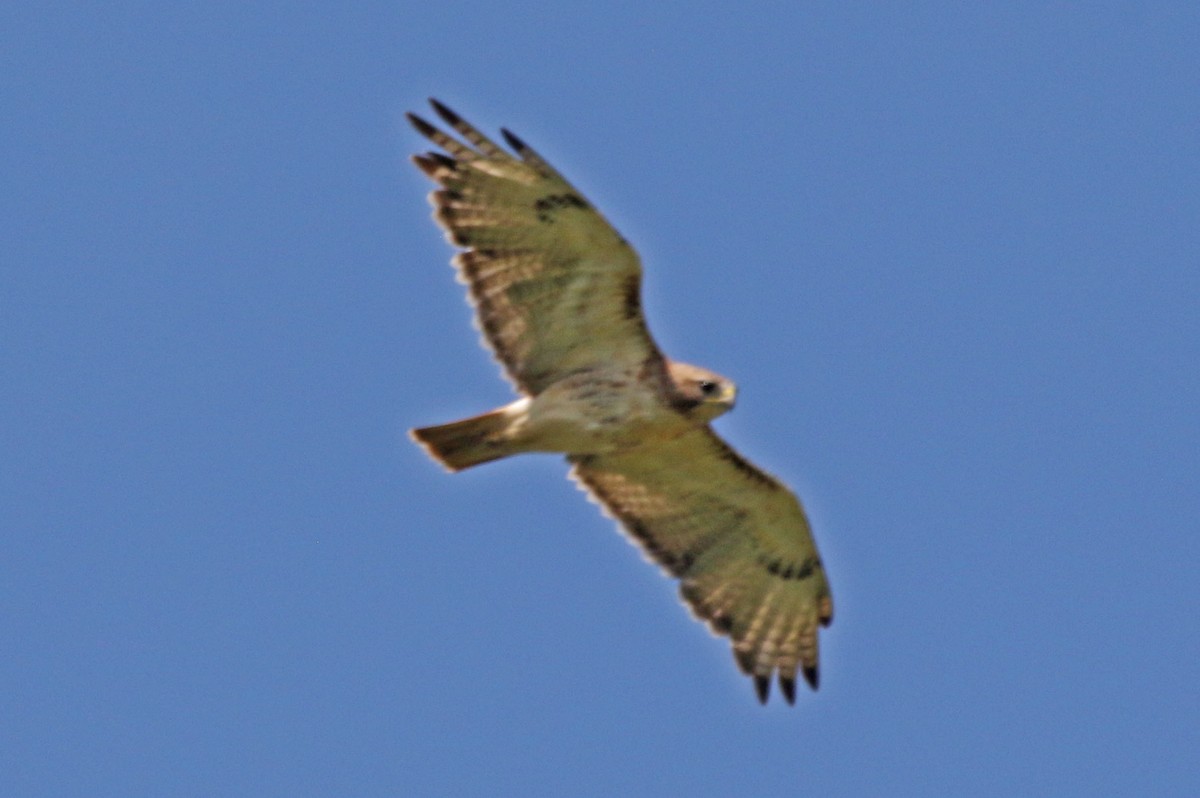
[570,428,833,704]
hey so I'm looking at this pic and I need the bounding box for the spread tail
[410,407,518,472]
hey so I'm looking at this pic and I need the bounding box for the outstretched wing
[408,100,661,395]
[570,427,834,705]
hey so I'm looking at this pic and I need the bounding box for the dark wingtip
[411,152,456,178]
[410,154,438,177]
[803,665,819,691]
[734,648,755,675]
[406,112,438,138]
[429,98,462,126]
[754,674,770,705]
[780,675,797,705]
[501,127,528,153]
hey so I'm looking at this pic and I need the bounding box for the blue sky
[4,3,1199,795]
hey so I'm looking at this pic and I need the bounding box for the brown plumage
[408,99,833,704]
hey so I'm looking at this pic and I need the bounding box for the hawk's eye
[699,380,719,396]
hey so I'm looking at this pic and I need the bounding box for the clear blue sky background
[4,3,1198,796]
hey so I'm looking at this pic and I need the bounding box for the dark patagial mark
[708,437,779,490]
[621,275,641,321]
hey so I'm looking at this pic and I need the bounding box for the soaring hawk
[407,100,833,704]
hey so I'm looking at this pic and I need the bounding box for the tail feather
[410,408,517,471]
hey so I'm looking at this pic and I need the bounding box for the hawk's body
[408,100,833,704]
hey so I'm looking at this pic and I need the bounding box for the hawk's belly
[518,372,689,455]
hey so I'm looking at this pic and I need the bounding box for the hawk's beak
[723,384,738,408]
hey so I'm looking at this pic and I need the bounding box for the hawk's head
[666,361,737,422]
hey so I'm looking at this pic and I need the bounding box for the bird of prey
[407,99,833,704]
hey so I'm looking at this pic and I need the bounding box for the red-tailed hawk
[407,100,833,704]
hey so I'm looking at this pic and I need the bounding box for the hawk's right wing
[408,100,664,395]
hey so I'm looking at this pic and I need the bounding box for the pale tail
[410,408,516,471]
